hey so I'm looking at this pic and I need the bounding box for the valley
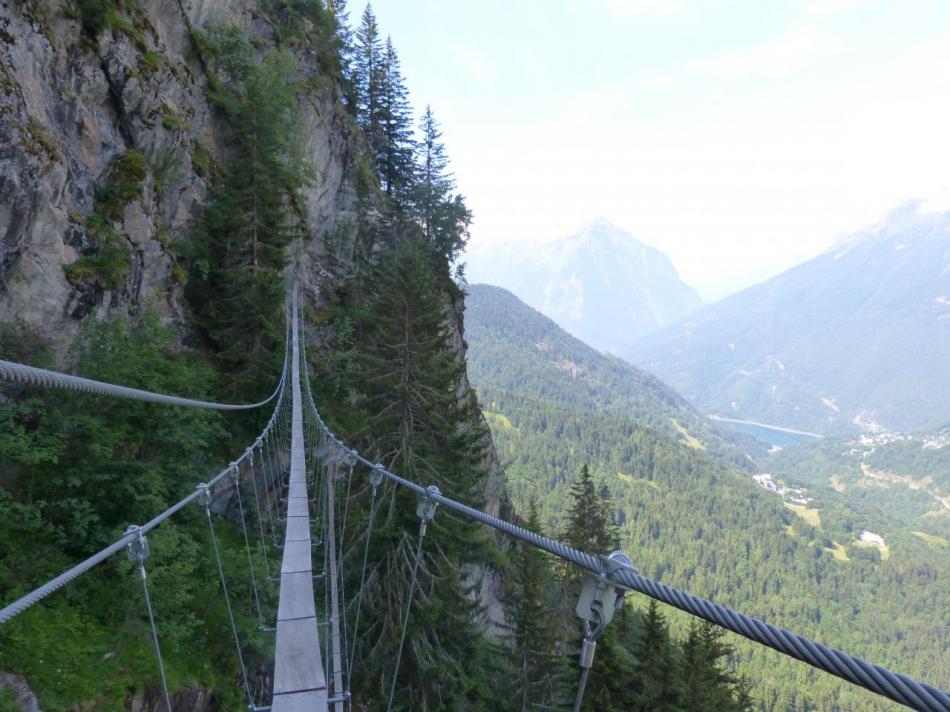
[465,283,950,711]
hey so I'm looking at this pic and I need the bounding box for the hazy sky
[363,0,950,300]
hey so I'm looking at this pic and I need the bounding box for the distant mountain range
[464,219,701,354]
[628,202,950,434]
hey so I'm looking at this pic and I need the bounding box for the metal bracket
[196,482,212,509]
[370,463,385,490]
[125,525,150,564]
[416,485,440,536]
[575,550,636,628]
[228,462,240,485]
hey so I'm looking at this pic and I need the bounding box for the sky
[362,0,950,300]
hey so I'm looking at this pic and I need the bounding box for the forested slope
[465,283,950,711]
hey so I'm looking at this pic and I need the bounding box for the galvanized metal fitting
[228,462,240,484]
[196,482,212,508]
[575,550,636,628]
[416,485,440,536]
[125,525,150,564]
[370,464,385,489]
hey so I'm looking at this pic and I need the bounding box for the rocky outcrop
[0,672,41,712]
[0,0,361,359]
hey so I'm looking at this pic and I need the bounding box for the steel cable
[0,357,284,410]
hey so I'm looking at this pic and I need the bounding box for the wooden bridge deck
[272,299,328,711]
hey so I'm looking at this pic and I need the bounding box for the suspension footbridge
[0,287,948,712]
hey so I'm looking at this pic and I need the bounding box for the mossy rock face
[95,149,147,221]
[64,150,146,290]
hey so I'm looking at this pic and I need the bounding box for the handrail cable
[0,307,293,625]
[0,358,283,410]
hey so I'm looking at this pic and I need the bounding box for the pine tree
[345,232,499,709]
[413,106,472,261]
[629,600,683,712]
[353,5,384,154]
[378,38,414,205]
[185,29,308,396]
[562,465,616,557]
[510,499,561,711]
[681,619,751,710]
[561,465,634,711]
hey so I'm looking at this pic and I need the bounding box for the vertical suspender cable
[199,484,253,707]
[231,463,264,626]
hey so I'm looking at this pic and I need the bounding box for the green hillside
[465,284,950,711]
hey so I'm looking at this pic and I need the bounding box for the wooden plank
[273,618,326,693]
[287,496,309,518]
[287,481,308,500]
[278,571,317,621]
[271,294,327,710]
[281,538,313,575]
[285,516,311,542]
[272,690,329,712]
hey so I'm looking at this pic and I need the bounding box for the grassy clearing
[483,410,516,431]
[912,531,949,548]
[670,418,705,450]
[853,538,890,561]
[617,472,659,489]
[824,542,850,561]
[784,502,821,528]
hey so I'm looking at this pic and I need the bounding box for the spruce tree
[353,5,384,155]
[510,499,561,711]
[345,232,499,709]
[561,465,634,711]
[681,619,746,710]
[378,38,415,205]
[185,29,308,396]
[629,600,683,712]
[413,106,472,261]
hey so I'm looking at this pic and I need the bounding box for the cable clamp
[228,462,240,483]
[575,550,635,628]
[370,463,386,489]
[124,525,150,564]
[196,482,212,508]
[416,485,440,536]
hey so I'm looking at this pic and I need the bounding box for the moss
[190,142,217,180]
[95,149,147,220]
[161,111,187,132]
[137,50,163,76]
[171,261,187,285]
[64,241,130,291]
[0,689,19,712]
[20,117,59,161]
[76,0,116,37]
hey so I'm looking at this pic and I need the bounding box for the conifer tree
[353,5,384,153]
[681,619,748,710]
[413,106,472,261]
[185,29,307,396]
[346,232,499,709]
[378,38,414,205]
[629,600,683,712]
[510,499,561,710]
[561,465,634,711]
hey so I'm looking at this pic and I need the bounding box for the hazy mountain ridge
[465,219,702,354]
[465,283,759,468]
[628,202,950,434]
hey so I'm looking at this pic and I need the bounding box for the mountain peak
[464,222,701,353]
